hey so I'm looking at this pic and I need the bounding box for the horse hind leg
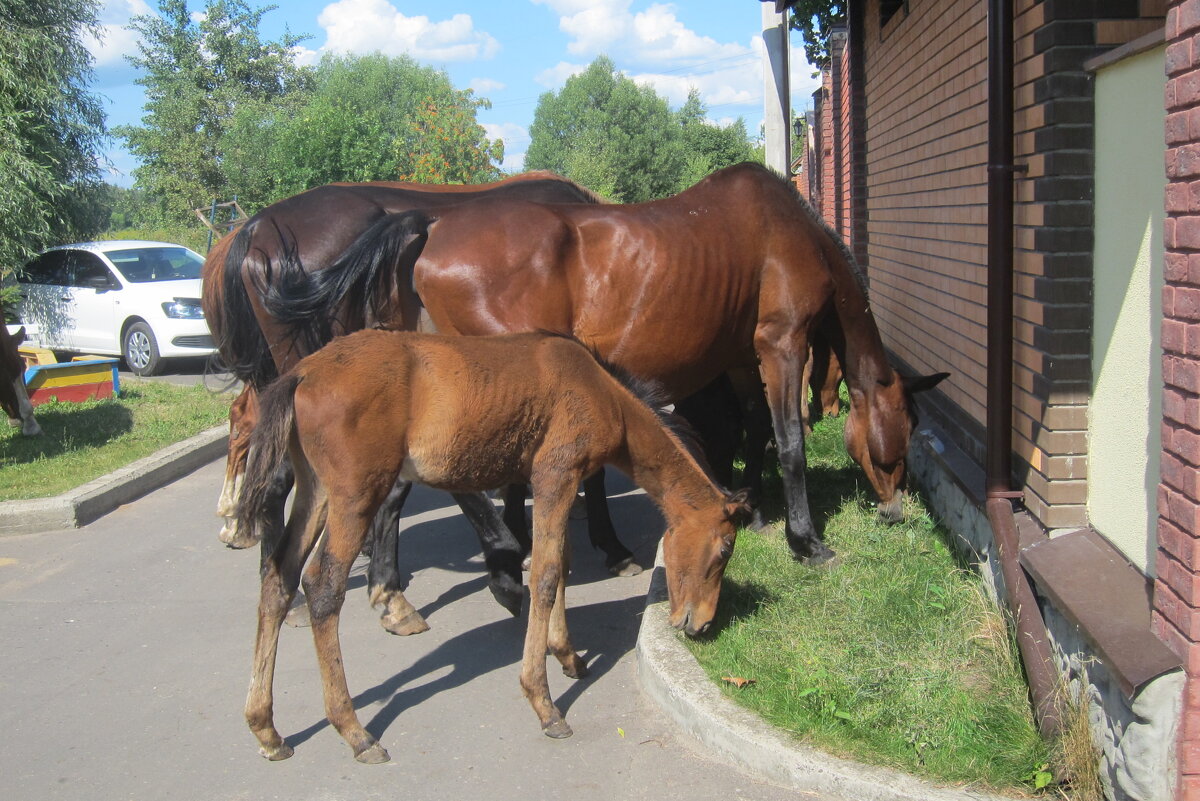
[304,503,389,764]
[549,539,587,681]
[368,477,430,635]
[245,471,327,761]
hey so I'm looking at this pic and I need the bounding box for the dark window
[107,246,203,282]
[881,0,906,27]
[18,251,72,286]
[71,252,118,289]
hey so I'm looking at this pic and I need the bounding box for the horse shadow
[284,582,647,748]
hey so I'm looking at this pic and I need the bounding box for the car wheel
[123,321,162,376]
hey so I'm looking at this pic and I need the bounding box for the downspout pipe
[985,0,1063,738]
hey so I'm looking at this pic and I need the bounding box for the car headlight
[162,298,205,319]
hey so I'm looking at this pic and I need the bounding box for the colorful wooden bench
[17,345,120,406]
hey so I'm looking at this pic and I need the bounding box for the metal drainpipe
[985,0,1063,738]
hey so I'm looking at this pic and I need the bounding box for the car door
[16,251,78,350]
[67,251,120,353]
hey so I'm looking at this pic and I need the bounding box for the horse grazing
[0,312,42,436]
[239,331,749,762]
[265,162,948,564]
[203,173,613,634]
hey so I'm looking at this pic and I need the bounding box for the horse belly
[401,438,528,493]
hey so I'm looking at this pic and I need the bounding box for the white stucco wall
[1089,45,1166,574]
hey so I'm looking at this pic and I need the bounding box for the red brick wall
[1158,3,1200,796]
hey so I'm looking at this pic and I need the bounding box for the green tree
[221,53,504,208]
[525,56,685,203]
[788,0,846,68]
[674,89,755,193]
[0,0,108,273]
[116,0,310,226]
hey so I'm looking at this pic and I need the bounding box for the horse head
[0,323,41,436]
[843,370,949,522]
[662,488,753,637]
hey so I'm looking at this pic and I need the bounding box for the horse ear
[724,488,755,525]
[903,372,950,395]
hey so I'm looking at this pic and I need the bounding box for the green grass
[685,410,1051,795]
[0,381,233,501]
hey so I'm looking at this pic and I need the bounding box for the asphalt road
[0,452,801,801]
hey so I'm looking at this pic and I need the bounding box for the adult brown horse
[0,311,42,437]
[201,172,615,633]
[238,330,750,761]
[264,162,948,563]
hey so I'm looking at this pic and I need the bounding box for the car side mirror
[84,275,118,292]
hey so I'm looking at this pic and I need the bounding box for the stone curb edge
[0,425,228,537]
[635,546,1016,801]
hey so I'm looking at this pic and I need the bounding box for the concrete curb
[636,547,1016,801]
[0,425,228,536]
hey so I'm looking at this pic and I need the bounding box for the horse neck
[814,235,894,389]
[613,393,724,525]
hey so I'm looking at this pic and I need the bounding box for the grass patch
[0,381,232,501]
[685,410,1053,795]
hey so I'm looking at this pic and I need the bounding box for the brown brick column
[1158,3,1200,798]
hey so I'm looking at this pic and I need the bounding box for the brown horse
[266,162,948,563]
[238,331,749,761]
[0,312,42,437]
[202,173,613,633]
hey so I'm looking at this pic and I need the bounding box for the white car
[15,240,215,376]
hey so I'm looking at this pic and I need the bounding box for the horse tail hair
[215,219,279,389]
[259,209,434,354]
[239,372,301,565]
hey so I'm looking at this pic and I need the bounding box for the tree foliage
[788,0,847,68]
[115,0,311,226]
[0,0,108,272]
[221,54,503,208]
[525,57,755,202]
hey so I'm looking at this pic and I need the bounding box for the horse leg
[673,374,740,488]
[756,338,836,564]
[582,469,640,576]
[245,463,327,761]
[219,387,258,548]
[502,483,533,557]
[549,539,588,680]
[366,478,430,636]
[451,491,525,617]
[304,501,389,764]
[735,372,773,533]
[522,474,579,739]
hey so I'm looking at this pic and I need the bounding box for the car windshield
[106,247,204,283]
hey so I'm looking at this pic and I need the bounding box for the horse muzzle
[669,604,713,638]
[877,493,904,524]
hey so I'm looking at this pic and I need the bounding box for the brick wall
[855,0,1165,531]
[1158,2,1200,796]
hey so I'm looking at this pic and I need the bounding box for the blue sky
[86,0,821,187]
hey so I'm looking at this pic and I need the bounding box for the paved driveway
[0,459,798,801]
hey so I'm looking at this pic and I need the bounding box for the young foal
[0,318,41,436]
[239,331,749,762]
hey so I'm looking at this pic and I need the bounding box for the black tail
[259,209,434,357]
[216,220,279,389]
[239,372,302,565]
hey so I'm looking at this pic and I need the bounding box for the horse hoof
[799,547,838,567]
[285,603,312,628]
[489,578,525,618]
[354,743,390,764]
[259,743,294,761]
[382,611,430,636]
[562,656,589,680]
[608,557,643,577]
[219,525,259,549]
[542,719,573,739]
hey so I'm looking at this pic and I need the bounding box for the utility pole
[761,1,791,175]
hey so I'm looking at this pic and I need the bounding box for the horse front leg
[522,474,579,739]
[757,340,836,564]
[582,469,640,576]
[452,491,525,617]
[367,478,430,635]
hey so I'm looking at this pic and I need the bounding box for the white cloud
[84,0,154,67]
[469,77,506,95]
[535,61,588,88]
[317,0,499,62]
